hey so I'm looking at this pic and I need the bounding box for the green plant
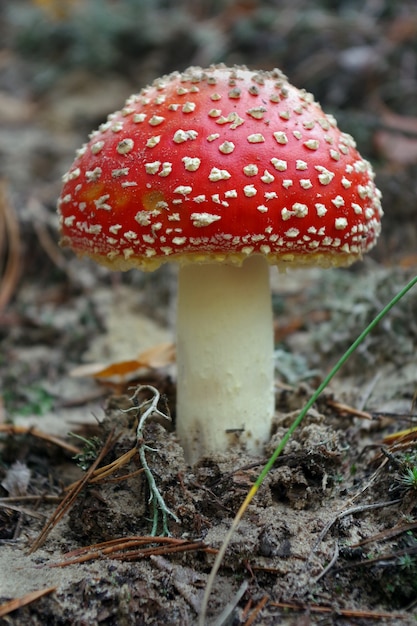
[400,466,417,490]
[4,385,54,418]
[398,554,416,570]
[70,434,103,471]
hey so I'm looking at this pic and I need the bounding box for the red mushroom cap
[57,65,382,271]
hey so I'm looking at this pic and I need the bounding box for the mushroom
[57,65,382,463]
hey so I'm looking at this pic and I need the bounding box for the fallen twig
[49,535,214,567]
[312,540,339,583]
[270,600,407,621]
[29,431,117,553]
[350,520,417,548]
[311,499,401,555]
[64,446,142,490]
[242,594,269,626]
[0,501,46,519]
[0,424,81,456]
[334,545,417,572]
[0,587,56,618]
[150,554,203,613]
[0,495,61,504]
[327,398,373,420]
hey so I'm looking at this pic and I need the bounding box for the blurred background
[1,0,417,281]
[2,0,417,284]
[1,0,417,417]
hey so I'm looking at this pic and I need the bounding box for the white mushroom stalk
[176,255,274,463]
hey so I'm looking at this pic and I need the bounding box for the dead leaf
[1,462,31,497]
[134,342,176,369]
[71,342,175,382]
[398,254,417,269]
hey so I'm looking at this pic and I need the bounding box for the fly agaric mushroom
[57,65,382,463]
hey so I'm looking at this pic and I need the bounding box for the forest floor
[1,1,417,624]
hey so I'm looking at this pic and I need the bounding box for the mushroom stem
[176,255,274,463]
